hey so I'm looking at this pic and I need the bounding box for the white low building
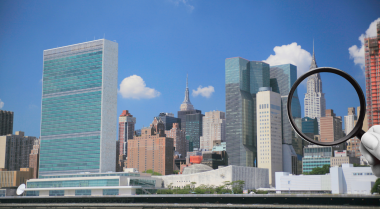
[158,165,269,190]
[275,164,376,194]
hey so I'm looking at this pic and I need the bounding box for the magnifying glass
[287,67,366,146]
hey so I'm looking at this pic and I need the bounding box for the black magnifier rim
[287,67,366,146]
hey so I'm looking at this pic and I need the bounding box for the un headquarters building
[39,39,118,176]
[225,57,269,167]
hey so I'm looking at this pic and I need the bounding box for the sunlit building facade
[39,39,118,176]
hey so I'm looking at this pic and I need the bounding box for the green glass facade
[103,189,119,195]
[39,39,118,176]
[185,113,203,151]
[302,146,332,173]
[27,179,119,188]
[75,189,91,196]
[225,57,270,167]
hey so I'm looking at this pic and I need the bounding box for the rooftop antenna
[16,184,25,196]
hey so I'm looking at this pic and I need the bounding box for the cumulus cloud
[263,42,312,77]
[0,99,3,109]
[192,85,215,98]
[119,75,161,99]
[349,18,380,72]
[168,0,194,13]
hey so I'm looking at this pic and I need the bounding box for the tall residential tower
[39,39,118,176]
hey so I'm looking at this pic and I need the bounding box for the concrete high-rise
[304,43,326,133]
[39,39,118,176]
[365,22,380,128]
[0,131,37,171]
[199,111,226,151]
[0,110,13,136]
[344,107,357,135]
[177,75,202,152]
[165,123,186,157]
[118,110,136,171]
[29,138,40,179]
[256,87,282,186]
[225,57,270,167]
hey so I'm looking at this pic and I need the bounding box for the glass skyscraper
[39,39,118,176]
[225,57,269,167]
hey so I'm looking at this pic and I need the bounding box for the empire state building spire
[180,74,194,111]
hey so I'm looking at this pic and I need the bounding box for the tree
[353,163,370,167]
[371,178,380,194]
[304,164,330,175]
[232,180,245,194]
[143,169,162,176]
[173,170,180,174]
[190,182,196,191]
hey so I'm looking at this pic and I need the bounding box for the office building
[0,168,34,189]
[24,171,162,196]
[270,63,301,174]
[29,138,40,179]
[364,22,380,128]
[185,112,204,151]
[177,75,202,151]
[302,145,332,173]
[256,87,282,186]
[302,117,318,140]
[344,107,357,135]
[118,110,136,171]
[0,131,37,171]
[126,121,174,175]
[330,150,359,167]
[39,39,118,176]
[276,164,376,194]
[157,112,181,130]
[0,110,13,136]
[165,123,186,157]
[225,57,270,167]
[320,109,343,143]
[304,44,326,133]
[199,111,226,151]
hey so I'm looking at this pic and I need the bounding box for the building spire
[310,39,318,70]
[180,74,194,111]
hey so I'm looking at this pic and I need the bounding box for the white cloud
[263,42,312,77]
[192,85,215,98]
[0,99,3,109]
[168,0,194,13]
[349,18,380,72]
[118,75,161,99]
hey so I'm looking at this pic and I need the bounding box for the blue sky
[0,0,379,138]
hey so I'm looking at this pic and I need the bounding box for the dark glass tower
[225,57,270,167]
[157,113,181,131]
[177,75,202,152]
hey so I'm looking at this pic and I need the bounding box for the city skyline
[0,1,379,139]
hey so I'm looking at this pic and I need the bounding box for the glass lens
[290,72,361,145]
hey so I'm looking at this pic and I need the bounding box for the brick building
[126,119,173,175]
[320,109,343,143]
[165,123,186,158]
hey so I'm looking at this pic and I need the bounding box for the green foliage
[160,180,246,195]
[143,169,162,176]
[173,170,180,174]
[252,189,268,194]
[304,164,330,175]
[371,178,380,194]
[353,163,370,167]
[157,189,173,194]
